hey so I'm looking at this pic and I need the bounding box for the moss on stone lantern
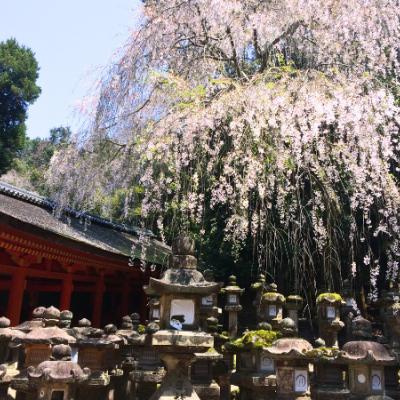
[259,283,286,330]
[317,292,345,348]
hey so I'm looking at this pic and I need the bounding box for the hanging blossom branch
[47,0,400,298]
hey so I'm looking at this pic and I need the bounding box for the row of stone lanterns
[1,234,400,400]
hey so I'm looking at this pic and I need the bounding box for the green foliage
[0,38,41,175]
[8,126,71,195]
[225,329,281,351]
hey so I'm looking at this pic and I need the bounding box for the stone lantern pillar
[340,279,361,342]
[316,293,345,348]
[145,235,220,400]
[285,295,303,333]
[251,274,266,318]
[224,275,244,338]
[259,283,286,330]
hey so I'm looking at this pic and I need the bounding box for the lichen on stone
[224,329,281,351]
[305,346,341,360]
[316,293,343,304]
[262,292,285,302]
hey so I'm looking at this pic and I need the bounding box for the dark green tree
[0,38,41,175]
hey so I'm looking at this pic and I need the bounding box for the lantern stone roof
[316,293,344,305]
[0,181,170,265]
[148,268,220,295]
[340,341,395,364]
[264,338,313,358]
[19,326,76,345]
[28,360,89,382]
[147,235,220,295]
[0,317,25,341]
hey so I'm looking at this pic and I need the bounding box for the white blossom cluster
[47,0,400,295]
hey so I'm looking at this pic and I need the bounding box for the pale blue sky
[0,0,141,138]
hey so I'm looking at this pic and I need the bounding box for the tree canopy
[47,1,400,302]
[0,38,41,175]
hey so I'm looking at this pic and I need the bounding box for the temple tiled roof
[0,181,170,265]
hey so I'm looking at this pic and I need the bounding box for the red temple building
[0,182,169,326]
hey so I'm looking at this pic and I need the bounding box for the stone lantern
[199,272,219,331]
[340,279,361,342]
[285,295,303,333]
[339,341,397,398]
[259,283,286,330]
[230,329,280,400]
[26,344,89,400]
[263,338,313,399]
[384,290,400,355]
[0,316,25,398]
[191,317,224,400]
[251,274,267,315]
[129,330,165,400]
[224,275,244,338]
[59,310,73,330]
[10,308,76,400]
[316,293,345,348]
[145,234,219,400]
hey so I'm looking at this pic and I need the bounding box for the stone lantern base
[149,330,213,400]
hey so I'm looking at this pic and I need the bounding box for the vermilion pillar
[92,274,105,327]
[7,269,27,325]
[121,279,131,318]
[60,274,73,311]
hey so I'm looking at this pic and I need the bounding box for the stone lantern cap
[18,326,76,345]
[338,341,396,365]
[147,235,220,295]
[316,293,345,305]
[263,338,313,359]
[286,295,303,309]
[224,276,244,294]
[0,317,25,342]
[194,349,223,361]
[261,283,286,304]
[13,308,46,333]
[27,345,89,383]
[351,316,373,340]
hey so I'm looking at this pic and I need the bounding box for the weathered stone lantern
[224,275,244,338]
[129,333,165,400]
[0,316,25,399]
[26,344,89,400]
[200,270,219,331]
[259,283,286,330]
[230,329,280,400]
[384,289,400,355]
[340,279,361,342]
[251,274,267,323]
[191,350,223,400]
[11,307,77,400]
[339,341,396,398]
[263,338,313,399]
[145,234,219,400]
[191,317,224,400]
[149,297,161,323]
[316,293,345,348]
[75,324,123,400]
[285,295,303,333]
